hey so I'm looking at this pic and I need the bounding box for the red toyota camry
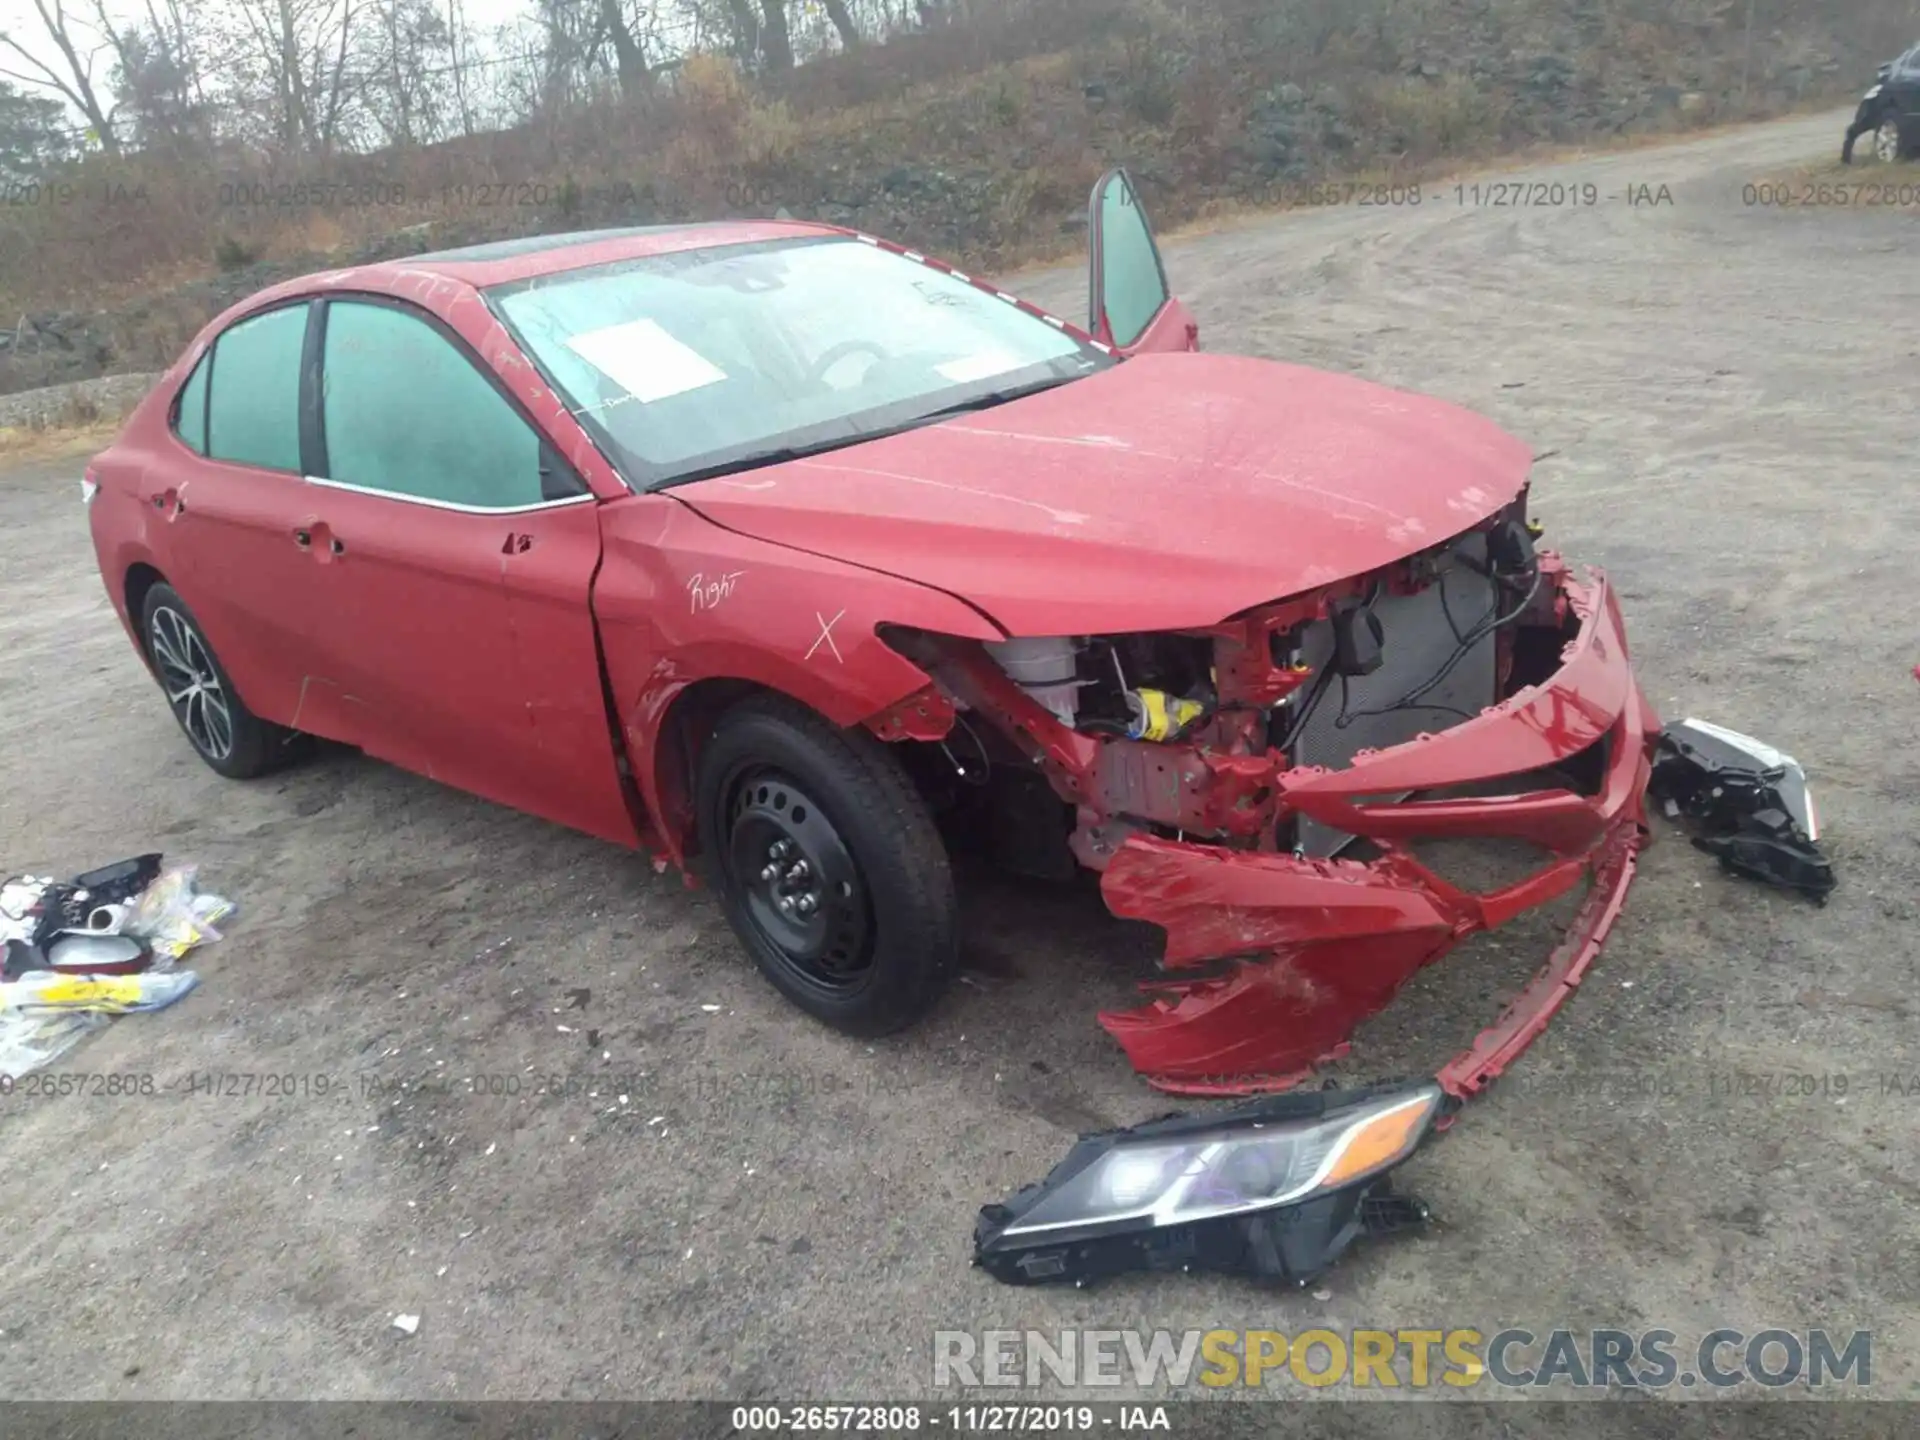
[85,170,1658,1100]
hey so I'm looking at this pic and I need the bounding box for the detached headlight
[1648,717,1834,903]
[974,1083,1441,1287]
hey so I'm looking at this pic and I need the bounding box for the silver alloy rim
[149,606,234,761]
[1874,121,1901,164]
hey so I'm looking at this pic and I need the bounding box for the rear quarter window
[207,304,308,472]
[173,352,210,454]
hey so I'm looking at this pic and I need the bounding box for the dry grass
[0,415,126,464]
[1362,74,1504,159]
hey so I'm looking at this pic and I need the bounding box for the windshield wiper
[652,374,1085,489]
[655,432,873,488]
[909,373,1081,423]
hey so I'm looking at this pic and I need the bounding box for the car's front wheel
[695,694,958,1037]
[141,583,306,779]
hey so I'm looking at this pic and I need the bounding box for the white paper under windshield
[564,318,728,404]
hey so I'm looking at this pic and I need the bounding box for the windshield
[490,235,1112,489]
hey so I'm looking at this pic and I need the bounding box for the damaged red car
[85,169,1658,1100]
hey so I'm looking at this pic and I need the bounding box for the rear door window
[206,304,308,472]
[319,299,546,510]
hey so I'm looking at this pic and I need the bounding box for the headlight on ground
[974,1083,1441,1287]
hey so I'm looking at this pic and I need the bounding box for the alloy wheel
[149,605,234,761]
[1874,119,1902,164]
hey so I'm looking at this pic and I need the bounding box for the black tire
[695,694,958,1037]
[140,582,307,779]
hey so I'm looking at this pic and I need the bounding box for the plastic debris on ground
[1648,718,1836,904]
[2,969,200,1015]
[0,1011,110,1079]
[0,855,234,1078]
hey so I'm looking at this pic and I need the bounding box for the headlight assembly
[974,1082,1441,1287]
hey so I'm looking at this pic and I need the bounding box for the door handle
[293,528,312,549]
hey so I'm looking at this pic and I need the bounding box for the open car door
[1087,167,1199,355]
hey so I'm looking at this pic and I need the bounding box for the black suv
[1844,44,1920,163]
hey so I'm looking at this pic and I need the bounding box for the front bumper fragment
[1097,563,1658,1099]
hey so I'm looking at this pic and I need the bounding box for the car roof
[183,219,866,366]
[367,219,845,287]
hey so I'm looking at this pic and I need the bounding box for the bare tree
[713,0,762,64]
[759,0,792,71]
[443,0,475,133]
[822,0,863,49]
[0,0,120,152]
[597,0,655,95]
[93,0,215,152]
[228,0,363,152]
[366,0,454,144]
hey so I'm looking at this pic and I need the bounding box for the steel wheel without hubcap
[723,766,873,996]
[1874,119,1903,164]
[149,604,234,762]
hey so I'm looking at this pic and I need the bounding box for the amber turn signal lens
[1319,1091,1438,1188]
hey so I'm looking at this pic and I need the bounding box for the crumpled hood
[672,352,1533,636]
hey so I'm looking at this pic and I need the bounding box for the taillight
[80,466,100,506]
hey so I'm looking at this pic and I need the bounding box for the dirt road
[0,110,1914,1411]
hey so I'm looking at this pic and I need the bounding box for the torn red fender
[1097,567,1658,1099]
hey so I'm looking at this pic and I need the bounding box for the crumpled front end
[1098,561,1655,1098]
[880,517,1659,1104]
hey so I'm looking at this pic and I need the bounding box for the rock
[1276,82,1306,107]
[0,372,157,429]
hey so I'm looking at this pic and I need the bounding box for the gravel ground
[0,109,1913,1419]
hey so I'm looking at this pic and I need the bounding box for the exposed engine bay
[873,490,1658,1099]
[884,497,1556,877]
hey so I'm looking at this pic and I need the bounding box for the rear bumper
[1097,562,1657,1099]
